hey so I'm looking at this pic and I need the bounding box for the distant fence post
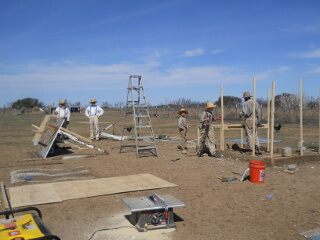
[300,79,304,156]
[3,104,5,114]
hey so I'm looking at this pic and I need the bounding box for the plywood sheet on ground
[9,183,62,208]
[9,173,177,208]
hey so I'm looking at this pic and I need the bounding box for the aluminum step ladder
[120,75,158,158]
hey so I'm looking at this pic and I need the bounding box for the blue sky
[0,0,319,107]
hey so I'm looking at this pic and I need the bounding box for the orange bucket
[249,161,266,183]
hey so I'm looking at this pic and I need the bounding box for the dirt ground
[0,111,320,240]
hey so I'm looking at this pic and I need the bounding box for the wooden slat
[60,127,92,143]
[32,115,50,143]
[1,182,10,211]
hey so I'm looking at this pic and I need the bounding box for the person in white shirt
[54,100,70,128]
[85,99,104,140]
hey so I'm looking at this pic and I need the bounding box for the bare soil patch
[0,111,319,240]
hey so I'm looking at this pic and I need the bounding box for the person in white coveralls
[85,99,104,140]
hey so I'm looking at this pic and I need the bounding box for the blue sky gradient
[0,0,319,107]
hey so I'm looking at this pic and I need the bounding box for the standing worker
[177,108,189,154]
[239,92,262,154]
[198,102,221,157]
[85,99,104,140]
[55,100,70,128]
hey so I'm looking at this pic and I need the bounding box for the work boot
[197,151,203,157]
[209,153,222,158]
[177,145,182,150]
[255,145,262,155]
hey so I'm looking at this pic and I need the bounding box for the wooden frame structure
[215,77,270,152]
[197,78,318,160]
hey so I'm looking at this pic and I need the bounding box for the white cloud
[211,49,224,54]
[310,66,320,73]
[182,48,205,57]
[0,61,161,93]
[277,66,292,71]
[279,24,320,33]
[291,48,320,58]
[253,66,292,80]
[152,49,171,58]
[144,66,250,87]
[0,60,253,97]
[1,60,289,104]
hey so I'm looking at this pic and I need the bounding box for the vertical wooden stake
[0,182,10,211]
[267,88,270,152]
[270,81,275,164]
[197,126,200,150]
[220,86,225,150]
[300,79,304,156]
[319,86,320,154]
[252,77,256,156]
[240,128,244,148]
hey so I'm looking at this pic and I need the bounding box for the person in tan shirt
[198,102,221,157]
[240,92,262,153]
[178,108,189,154]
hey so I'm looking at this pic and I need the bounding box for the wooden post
[0,182,10,211]
[252,77,256,156]
[270,81,275,164]
[267,88,270,152]
[220,86,225,150]
[3,104,5,114]
[240,128,244,148]
[197,126,200,151]
[300,79,304,156]
[319,86,320,154]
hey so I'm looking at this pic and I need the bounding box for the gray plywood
[9,173,177,208]
[34,115,64,158]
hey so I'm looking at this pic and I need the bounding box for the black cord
[88,226,135,240]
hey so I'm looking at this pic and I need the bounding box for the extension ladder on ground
[120,75,158,158]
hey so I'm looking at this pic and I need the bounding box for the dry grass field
[0,110,320,240]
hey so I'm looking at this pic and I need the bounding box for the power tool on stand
[122,192,185,232]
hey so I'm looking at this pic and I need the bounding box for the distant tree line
[9,98,43,109]
[6,94,319,111]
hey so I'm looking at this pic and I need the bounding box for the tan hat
[59,100,66,105]
[206,102,217,109]
[90,99,97,103]
[178,108,188,115]
[243,92,252,98]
